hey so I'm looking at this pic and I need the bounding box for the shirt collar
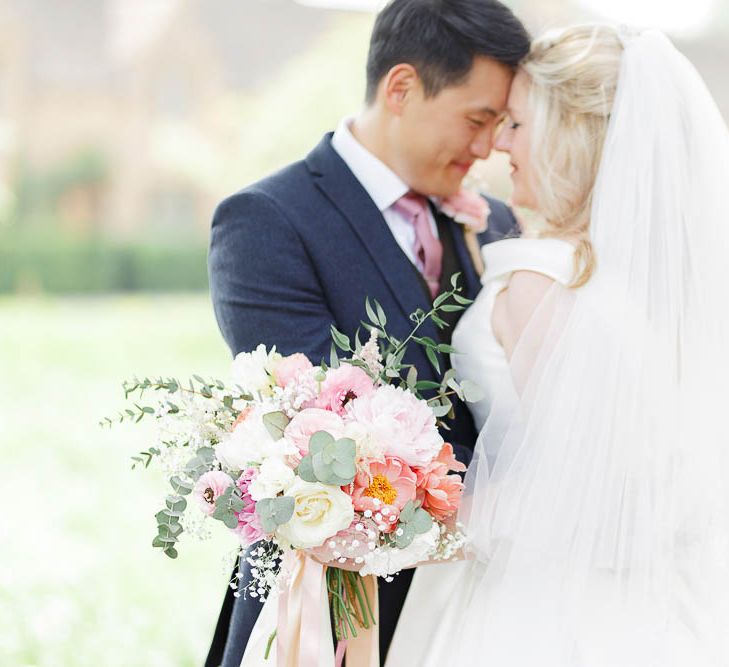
[331,116,409,212]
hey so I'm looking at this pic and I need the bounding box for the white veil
[458,30,729,666]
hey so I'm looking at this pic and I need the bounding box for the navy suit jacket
[206,133,518,667]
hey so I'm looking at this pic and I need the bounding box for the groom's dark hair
[365,0,530,103]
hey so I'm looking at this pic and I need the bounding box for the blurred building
[0,0,726,242]
[0,0,337,238]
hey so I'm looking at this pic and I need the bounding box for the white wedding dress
[384,237,577,667]
[387,29,729,667]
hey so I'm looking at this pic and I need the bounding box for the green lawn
[0,294,243,666]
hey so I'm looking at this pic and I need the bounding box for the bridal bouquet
[105,276,479,652]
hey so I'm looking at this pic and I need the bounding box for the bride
[387,24,729,666]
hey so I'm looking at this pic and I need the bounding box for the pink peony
[233,468,265,547]
[345,385,443,468]
[274,353,313,388]
[414,443,466,521]
[315,365,375,416]
[193,471,234,516]
[349,457,417,532]
[283,408,345,464]
[440,188,490,233]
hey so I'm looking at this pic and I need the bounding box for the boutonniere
[440,188,490,234]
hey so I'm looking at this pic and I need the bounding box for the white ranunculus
[248,457,296,501]
[215,408,290,470]
[231,344,282,395]
[359,524,440,577]
[275,479,355,549]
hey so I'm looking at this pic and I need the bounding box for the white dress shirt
[331,117,439,270]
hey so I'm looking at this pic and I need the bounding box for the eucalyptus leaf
[399,500,417,523]
[409,508,433,534]
[425,346,441,374]
[170,476,193,495]
[440,304,464,313]
[330,326,352,352]
[262,411,290,441]
[256,496,295,533]
[197,447,215,464]
[461,380,486,403]
[406,366,418,389]
[296,456,317,483]
[309,430,335,454]
[222,512,240,530]
[164,546,179,559]
[430,403,452,418]
[365,298,379,326]
[395,526,416,549]
[375,301,387,327]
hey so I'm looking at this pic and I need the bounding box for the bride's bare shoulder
[492,270,557,359]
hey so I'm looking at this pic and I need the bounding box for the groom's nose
[470,131,493,160]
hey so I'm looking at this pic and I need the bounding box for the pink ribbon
[276,551,326,667]
[275,553,380,667]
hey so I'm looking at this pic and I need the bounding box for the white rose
[248,457,296,501]
[359,524,440,577]
[215,408,291,470]
[231,344,282,395]
[275,479,354,549]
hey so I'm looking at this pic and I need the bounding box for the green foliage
[296,431,357,486]
[262,411,290,441]
[0,236,209,293]
[255,496,295,533]
[393,500,433,549]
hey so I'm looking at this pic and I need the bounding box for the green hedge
[0,239,209,293]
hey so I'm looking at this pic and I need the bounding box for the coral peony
[349,457,417,532]
[414,443,466,521]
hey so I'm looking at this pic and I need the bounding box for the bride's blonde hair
[522,25,624,287]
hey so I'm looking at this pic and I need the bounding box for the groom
[206,1,529,665]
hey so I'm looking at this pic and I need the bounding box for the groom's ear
[382,64,420,115]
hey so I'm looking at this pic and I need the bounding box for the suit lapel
[306,135,439,338]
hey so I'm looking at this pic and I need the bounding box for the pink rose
[414,443,465,521]
[274,353,313,388]
[315,365,375,416]
[349,457,417,532]
[440,189,490,233]
[345,385,443,468]
[283,408,345,464]
[193,471,234,516]
[233,468,265,547]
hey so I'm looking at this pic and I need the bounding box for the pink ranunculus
[346,385,443,468]
[440,188,491,233]
[283,408,345,463]
[193,471,234,516]
[414,443,465,521]
[349,457,417,532]
[234,468,265,547]
[274,353,313,388]
[315,365,375,416]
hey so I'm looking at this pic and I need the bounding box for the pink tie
[392,192,443,299]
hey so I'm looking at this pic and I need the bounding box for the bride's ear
[382,64,420,115]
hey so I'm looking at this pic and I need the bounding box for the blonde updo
[522,25,624,287]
